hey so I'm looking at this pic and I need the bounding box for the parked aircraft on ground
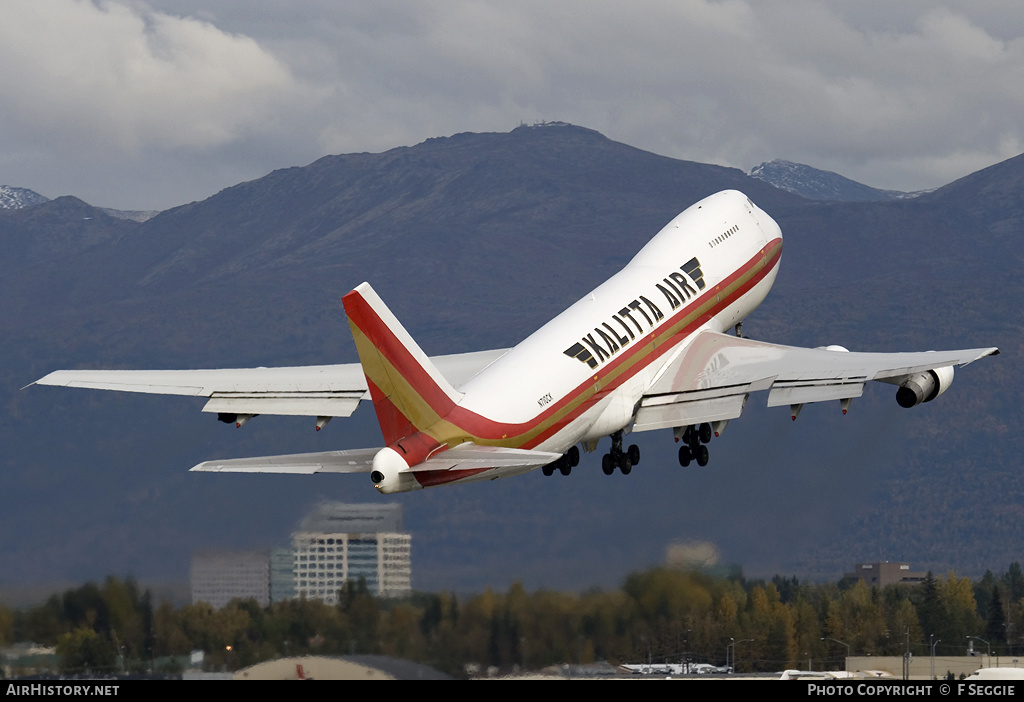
[33,190,998,493]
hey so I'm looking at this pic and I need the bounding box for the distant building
[191,550,269,608]
[190,504,412,607]
[269,547,297,603]
[844,562,927,587]
[291,502,412,602]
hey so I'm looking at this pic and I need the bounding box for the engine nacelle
[896,366,954,408]
[370,447,420,494]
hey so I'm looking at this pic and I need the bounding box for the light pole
[930,636,941,680]
[821,637,850,672]
[727,638,753,673]
[967,636,991,668]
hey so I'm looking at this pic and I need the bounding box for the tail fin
[342,282,463,444]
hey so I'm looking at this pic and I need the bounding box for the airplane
[32,190,998,494]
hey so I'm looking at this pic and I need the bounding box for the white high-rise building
[291,503,411,602]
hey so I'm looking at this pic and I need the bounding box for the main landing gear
[601,430,640,476]
[542,445,580,476]
[677,423,712,467]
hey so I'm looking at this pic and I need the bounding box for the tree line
[3,564,1024,677]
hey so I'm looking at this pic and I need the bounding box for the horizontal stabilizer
[190,443,562,475]
[415,443,563,472]
[191,448,380,474]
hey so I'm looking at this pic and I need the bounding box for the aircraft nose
[761,206,782,244]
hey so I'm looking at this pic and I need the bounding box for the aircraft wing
[191,443,561,474]
[633,330,999,431]
[32,349,509,419]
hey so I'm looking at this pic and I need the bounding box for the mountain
[749,159,913,202]
[0,124,1018,595]
[0,185,156,222]
[0,185,49,210]
[0,196,137,266]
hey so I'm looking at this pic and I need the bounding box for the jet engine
[896,366,954,408]
[370,447,418,494]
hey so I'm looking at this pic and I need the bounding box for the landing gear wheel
[620,457,632,475]
[568,445,580,467]
[678,446,692,467]
[559,461,572,476]
[602,454,615,475]
[695,445,709,467]
[627,444,640,465]
[542,464,554,476]
[686,426,701,450]
[698,422,713,444]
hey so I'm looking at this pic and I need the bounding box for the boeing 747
[33,190,998,493]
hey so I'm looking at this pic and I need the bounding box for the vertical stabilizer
[342,282,463,444]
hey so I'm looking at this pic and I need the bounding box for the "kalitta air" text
[563,257,706,369]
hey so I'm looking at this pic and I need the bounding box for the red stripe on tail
[343,283,463,445]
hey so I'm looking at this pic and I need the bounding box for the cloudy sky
[2,1,1023,211]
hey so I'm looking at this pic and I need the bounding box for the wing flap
[635,394,748,431]
[202,393,365,418]
[766,382,865,407]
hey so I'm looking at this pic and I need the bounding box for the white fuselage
[455,189,782,460]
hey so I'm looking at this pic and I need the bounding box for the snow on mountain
[0,185,157,220]
[0,185,49,209]
[748,160,919,202]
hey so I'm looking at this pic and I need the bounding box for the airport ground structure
[3,563,1024,678]
[844,656,1022,681]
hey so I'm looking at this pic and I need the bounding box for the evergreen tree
[987,585,1006,648]
[1005,563,1024,603]
[975,570,997,621]
[914,571,943,646]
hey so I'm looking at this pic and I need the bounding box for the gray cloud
[3,1,1024,209]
